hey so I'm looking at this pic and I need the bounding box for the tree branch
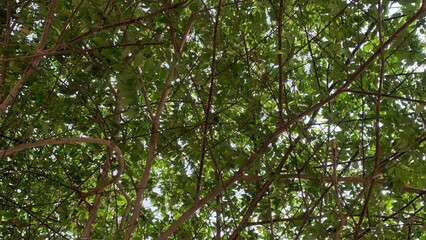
[196,0,223,201]
[0,137,125,198]
[0,0,58,115]
[123,9,197,239]
[157,6,426,239]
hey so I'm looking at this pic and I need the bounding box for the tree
[1,0,425,239]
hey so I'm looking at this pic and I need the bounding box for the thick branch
[0,0,58,115]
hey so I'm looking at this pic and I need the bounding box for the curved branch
[0,137,124,197]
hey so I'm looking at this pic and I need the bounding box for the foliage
[1,0,426,239]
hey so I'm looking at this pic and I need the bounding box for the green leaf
[391,178,406,194]
[3,1,426,239]
[415,104,424,114]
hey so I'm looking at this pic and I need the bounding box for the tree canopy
[1,0,426,239]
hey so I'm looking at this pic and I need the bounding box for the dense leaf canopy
[1,0,426,239]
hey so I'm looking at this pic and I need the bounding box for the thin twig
[81,149,112,239]
[228,140,299,239]
[239,174,425,195]
[331,141,347,239]
[123,10,196,239]
[0,137,125,197]
[53,0,85,49]
[64,1,187,47]
[277,0,284,122]
[195,0,223,201]
[158,5,426,239]
[346,89,426,104]
[354,1,386,236]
